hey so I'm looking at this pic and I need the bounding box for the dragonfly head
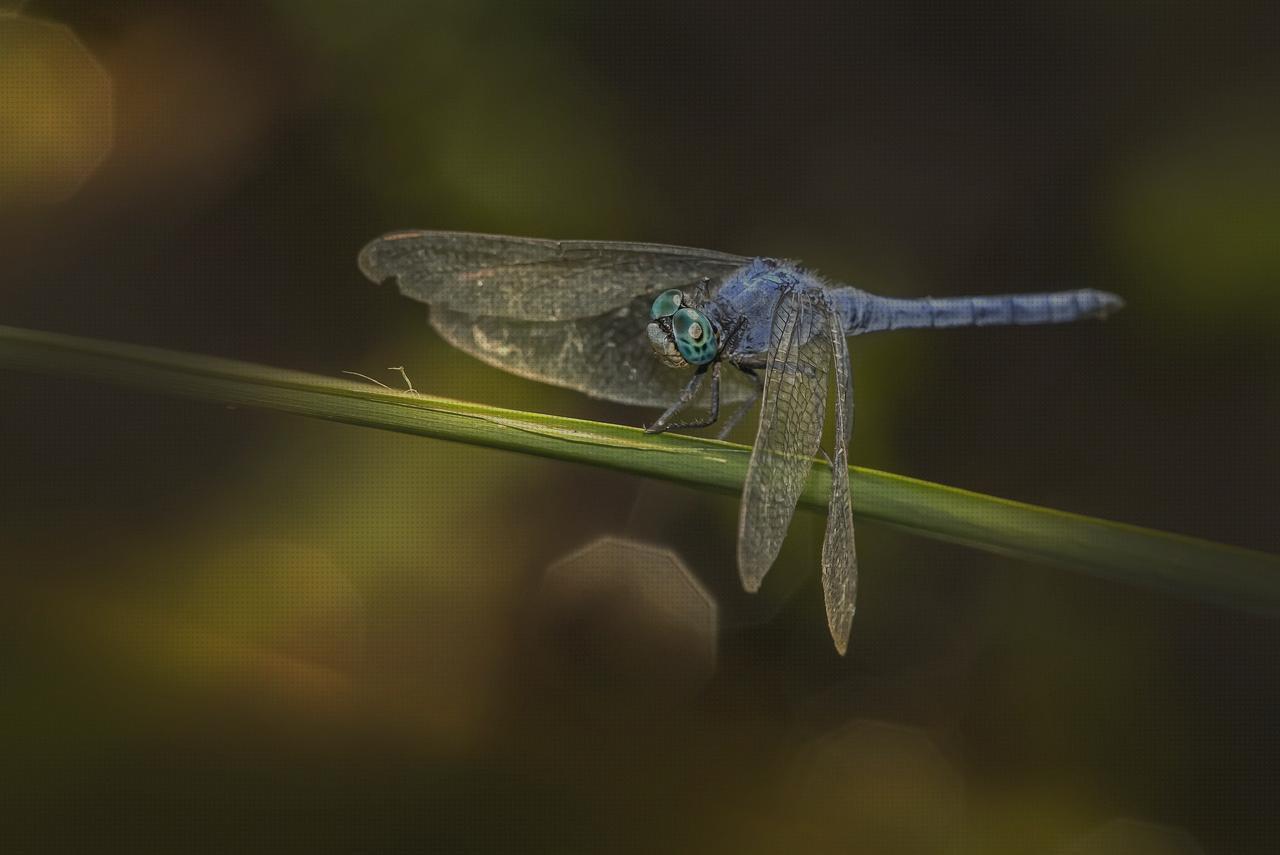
[647,289,718,367]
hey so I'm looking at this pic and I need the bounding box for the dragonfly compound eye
[672,308,718,365]
[649,289,684,320]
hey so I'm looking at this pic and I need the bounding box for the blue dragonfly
[359,231,1124,653]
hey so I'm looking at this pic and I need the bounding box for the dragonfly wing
[359,230,749,322]
[737,289,831,592]
[822,306,857,654]
[429,295,757,407]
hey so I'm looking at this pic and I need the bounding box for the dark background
[2,1,1278,852]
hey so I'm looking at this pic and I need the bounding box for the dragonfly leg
[716,367,762,439]
[644,363,721,434]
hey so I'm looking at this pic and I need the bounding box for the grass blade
[2,322,1277,612]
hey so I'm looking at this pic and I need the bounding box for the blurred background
[2,1,1278,852]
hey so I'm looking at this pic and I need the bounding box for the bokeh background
[2,1,1278,852]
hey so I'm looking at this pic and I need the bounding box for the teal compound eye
[671,307,718,365]
[649,289,684,320]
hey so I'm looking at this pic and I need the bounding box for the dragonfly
[358,230,1124,654]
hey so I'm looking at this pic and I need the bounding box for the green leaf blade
[2,322,1276,613]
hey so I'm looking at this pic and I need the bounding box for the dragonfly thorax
[647,289,719,367]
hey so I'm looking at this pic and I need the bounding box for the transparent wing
[737,289,832,592]
[429,295,757,407]
[359,230,749,322]
[822,306,857,654]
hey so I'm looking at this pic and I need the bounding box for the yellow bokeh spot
[0,14,113,204]
[1111,97,1280,324]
